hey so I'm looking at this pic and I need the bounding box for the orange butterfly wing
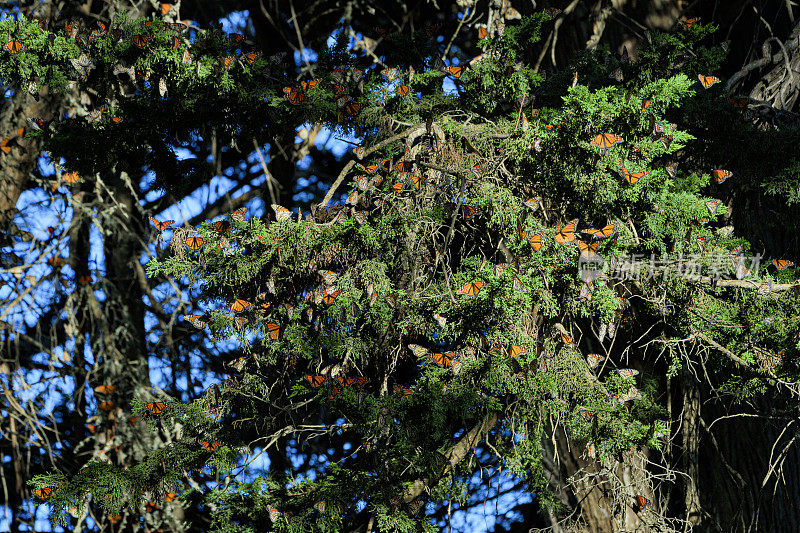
[5,39,25,54]
[306,375,328,388]
[150,217,174,231]
[145,402,167,414]
[509,344,526,357]
[712,169,732,183]
[230,299,251,312]
[555,219,578,244]
[698,74,720,88]
[264,322,283,340]
[33,487,54,500]
[184,237,205,250]
[456,281,485,296]
[446,65,466,78]
[283,86,307,104]
[529,231,543,251]
[131,34,150,47]
[590,133,623,149]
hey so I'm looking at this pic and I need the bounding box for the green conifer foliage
[6,7,799,532]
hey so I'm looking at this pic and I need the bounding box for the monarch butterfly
[200,440,221,451]
[773,259,794,270]
[317,270,338,286]
[696,237,709,251]
[617,165,649,185]
[585,440,597,459]
[321,287,340,305]
[230,299,251,312]
[431,351,454,367]
[517,222,528,240]
[184,314,208,329]
[582,223,617,239]
[384,293,397,308]
[560,331,576,347]
[590,133,624,152]
[555,219,578,245]
[512,275,528,293]
[128,416,138,426]
[394,385,413,397]
[150,217,174,231]
[698,74,720,89]
[395,159,413,173]
[628,145,645,161]
[586,353,604,369]
[664,162,678,178]
[616,368,639,379]
[145,401,168,414]
[524,197,541,210]
[33,487,55,500]
[336,376,354,388]
[264,322,283,341]
[634,494,651,511]
[300,79,320,92]
[578,241,602,263]
[184,236,205,250]
[94,384,115,394]
[408,344,429,357]
[242,51,261,65]
[445,65,466,78]
[529,230,544,251]
[131,34,150,48]
[165,492,177,502]
[4,38,24,54]
[579,282,594,301]
[622,384,643,402]
[757,280,772,295]
[680,17,700,29]
[705,199,721,214]
[609,67,623,82]
[269,203,292,222]
[268,507,281,523]
[697,217,709,225]
[358,162,382,175]
[477,26,489,39]
[283,86,307,104]
[98,401,115,411]
[365,283,378,307]
[306,375,328,388]
[712,169,732,184]
[492,261,507,275]
[145,502,161,513]
[227,32,244,47]
[641,99,654,113]
[509,344,526,357]
[108,513,122,523]
[343,101,363,118]
[456,281,485,297]
[396,84,411,97]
